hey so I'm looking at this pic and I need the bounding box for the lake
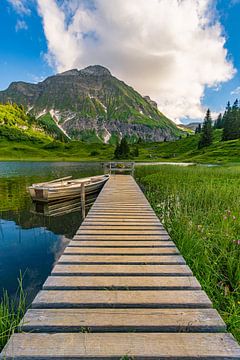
[0,161,103,305]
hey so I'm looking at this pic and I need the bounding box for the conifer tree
[222,99,240,141]
[214,113,223,129]
[114,142,121,159]
[114,137,130,159]
[198,109,213,149]
[195,123,202,134]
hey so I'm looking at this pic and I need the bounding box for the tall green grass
[135,165,240,343]
[0,275,26,351]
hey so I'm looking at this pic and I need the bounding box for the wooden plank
[52,264,192,276]
[77,230,169,235]
[32,290,212,309]
[58,254,185,265]
[73,235,171,240]
[89,208,154,212]
[43,276,201,290]
[4,333,240,359]
[21,308,225,333]
[85,215,159,219]
[64,246,179,254]
[68,240,175,247]
[84,217,161,222]
[80,225,164,230]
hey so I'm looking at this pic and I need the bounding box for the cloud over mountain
[35,0,235,121]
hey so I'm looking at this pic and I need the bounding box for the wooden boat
[28,174,110,202]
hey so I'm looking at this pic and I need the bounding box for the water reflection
[31,193,97,217]
[0,161,103,304]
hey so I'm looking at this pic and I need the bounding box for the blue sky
[1,0,240,123]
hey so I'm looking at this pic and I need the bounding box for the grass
[135,165,240,343]
[0,274,26,351]
[1,128,240,163]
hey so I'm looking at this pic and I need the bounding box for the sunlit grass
[0,274,26,351]
[136,165,240,343]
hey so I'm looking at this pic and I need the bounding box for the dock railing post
[132,162,135,177]
[81,182,86,219]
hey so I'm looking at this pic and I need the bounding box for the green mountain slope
[0,104,68,142]
[0,65,182,142]
[136,130,240,163]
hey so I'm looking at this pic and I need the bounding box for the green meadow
[1,129,240,163]
[135,165,240,343]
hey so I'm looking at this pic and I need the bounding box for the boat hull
[29,175,109,202]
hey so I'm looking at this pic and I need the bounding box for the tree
[132,146,139,157]
[214,113,223,129]
[222,99,240,141]
[195,123,202,134]
[114,137,130,159]
[198,109,213,149]
[114,142,121,159]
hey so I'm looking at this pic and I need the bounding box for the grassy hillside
[0,108,240,164]
[136,130,240,163]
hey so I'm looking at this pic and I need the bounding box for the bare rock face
[144,96,158,109]
[80,65,111,77]
[0,65,182,143]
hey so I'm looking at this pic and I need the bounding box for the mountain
[186,122,202,131]
[0,65,182,143]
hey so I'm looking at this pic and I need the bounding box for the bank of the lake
[135,165,240,343]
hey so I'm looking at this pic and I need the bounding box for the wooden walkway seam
[1,175,240,359]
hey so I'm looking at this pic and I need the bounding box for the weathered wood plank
[77,230,169,235]
[21,308,225,333]
[52,264,192,276]
[58,254,185,264]
[64,246,179,254]
[83,220,161,224]
[43,276,201,290]
[80,225,164,230]
[85,215,159,219]
[68,240,175,247]
[3,333,240,359]
[73,235,171,240]
[32,290,212,308]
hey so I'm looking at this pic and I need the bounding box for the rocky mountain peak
[80,65,111,77]
[58,69,79,77]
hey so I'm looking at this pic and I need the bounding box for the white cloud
[231,86,240,95]
[15,19,28,31]
[37,0,235,121]
[8,0,31,15]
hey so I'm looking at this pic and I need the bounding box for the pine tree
[132,146,139,157]
[195,123,202,134]
[114,143,121,159]
[114,137,130,159]
[222,99,240,141]
[214,113,223,129]
[198,109,213,149]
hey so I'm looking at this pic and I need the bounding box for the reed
[136,165,240,343]
[0,274,26,351]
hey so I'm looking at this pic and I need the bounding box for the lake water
[0,162,103,305]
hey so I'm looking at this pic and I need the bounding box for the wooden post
[81,182,86,219]
[132,162,135,177]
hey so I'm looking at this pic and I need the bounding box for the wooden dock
[1,175,240,359]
